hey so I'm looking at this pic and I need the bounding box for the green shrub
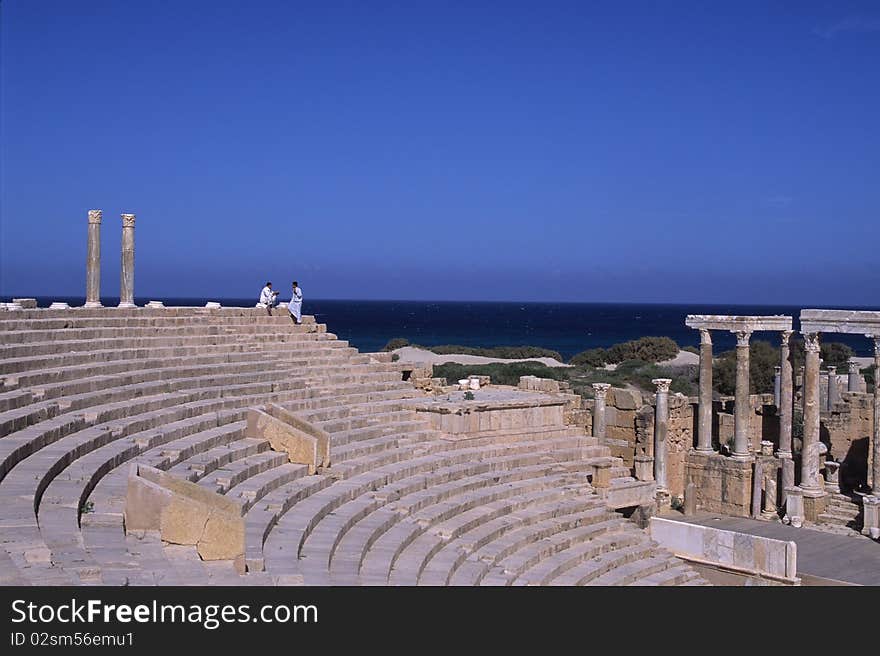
[382,338,410,351]
[432,361,569,387]
[569,348,607,367]
[605,337,679,364]
[714,340,779,396]
[425,344,563,361]
[682,345,699,355]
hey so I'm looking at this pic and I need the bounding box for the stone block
[610,388,641,410]
[124,465,245,563]
[247,408,319,473]
[649,517,799,584]
[12,298,37,309]
[862,496,880,540]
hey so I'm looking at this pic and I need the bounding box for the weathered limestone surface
[247,405,328,473]
[685,452,753,517]
[591,383,610,439]
[85,209,102,307]
[696,329,713,453]
[778,330,793,458]
[414,390,565,438]
[118,213,135,308]
[733,330,752,460]
[124,464,245,567]
[800,333,824,497]
[649,517,798,584]
[684,315,793,332]
[653,379,671,492]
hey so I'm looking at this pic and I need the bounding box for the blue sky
[1,1,878,304]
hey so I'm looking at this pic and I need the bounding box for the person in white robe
[259,282,279,315]
[289,281,303,324]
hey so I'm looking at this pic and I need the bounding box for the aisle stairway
[0,306,707,586]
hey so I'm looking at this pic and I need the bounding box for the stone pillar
[762,469,778,520]
[848,361,860,393]
[652,378,671,492]
[751,458,763,519]
[872,337,880,494]
[778,330,793,459]
[827,366,840,409]
[633,455,654,482]
[783,486,804,528]
[119,213,136,308]
[85,209,102,307]
[800,332,824,496]
[781,457,794,505]
[732,330,752,461]
[863,496,880,540]
[824,461,840,494]
[591,383,610,439]
[695,328,714,453]
[773,366,781,408]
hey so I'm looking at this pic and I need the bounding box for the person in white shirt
[259,282,279,315]
[289,281,303,324]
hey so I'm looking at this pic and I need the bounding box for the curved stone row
[0,307,708,586]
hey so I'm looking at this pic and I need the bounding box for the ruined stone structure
[0,305,714,586]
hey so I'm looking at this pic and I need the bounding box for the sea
[5,296,880,359]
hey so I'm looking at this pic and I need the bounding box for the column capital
[848,360,860,374]
[872,336,880,357]
[735,330,752,347]
[591,383,611,397]
[780,329,793,345]
[652,378,672,394]
[121,213,136,228]
[88,209,103,224]
[774,365,781,373]
[803,332,821,353]
[826,365,837,374]
[699,328,712,345]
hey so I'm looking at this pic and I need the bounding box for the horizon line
[2,293,879,310]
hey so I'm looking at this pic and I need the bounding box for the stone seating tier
[0,307,705,586]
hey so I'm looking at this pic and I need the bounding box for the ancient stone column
[827,366,840,409]
[848,361,860,392]
[778,330,794,459]
[873,338,880,494]
[751,458,763,519]
[762,468,778,520]
[732,330,752,461]
[85,209,102,307]
[652,378,672,492]
[773,366,781,408]
[800,332,823,495]
[695,328,714,453]
[591,383,611,439]
[118,214,136,308]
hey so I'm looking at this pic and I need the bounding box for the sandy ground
[392,347,701,370]
[603,350,699,371]
[392,346,571,368]
[659,350,700,367]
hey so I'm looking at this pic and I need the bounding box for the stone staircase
[0,306,707,586]
[815,492,863,536]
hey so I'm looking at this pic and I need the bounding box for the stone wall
[822,391,873,490]
[685,452,753,517]
[666,394,695,498]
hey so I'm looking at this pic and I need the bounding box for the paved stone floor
[669,511,880,585]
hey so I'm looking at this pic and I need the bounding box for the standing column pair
[83,211,136,308]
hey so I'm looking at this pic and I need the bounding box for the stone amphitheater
[0,304,710,587]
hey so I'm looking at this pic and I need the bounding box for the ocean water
[6,296,880,359]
